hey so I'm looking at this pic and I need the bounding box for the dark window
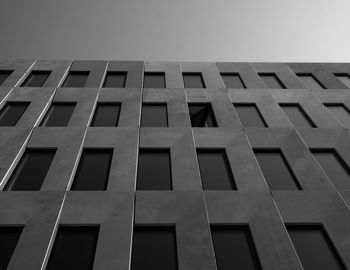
[0,226,23,269]
[132,226,178,270]
[234,104,267,127]
[71,149,113,191]
[103,71,127,88]
[143,72,166,88]
[312,149,350,189]
[325,104,350,128]
[188,103,217,127]
[334,73,350,88]
[46,226,99,270]
[40,102,76,127]
[0,102,29,126]
[62,71,89,87]
[4,149,56,191]
[280,104,316,128]
[221,73,246,89]
[287,225,346,270]
[137,149,172,190]
[254,149,301,190]
[0,70,13,85]
[91,103,121,127]
[258,73,286,89]
[297,73,326,89]
[183,72,205,88]
[21,71,51,87]
[211,226,261,270]
[141,103,168,127]
[197,149,236,190]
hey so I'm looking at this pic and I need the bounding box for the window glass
[188,103,217,127]
[280,104,316,128]
[0,102,29,126]
[221,73,246,89]
[234,104,267,127]
[0,227,23,270]
[183,73,205,88]
[91,103,121,127]
[259,73,286,89]
[141,104,168,127]
[334,73,350,88]
[40,102,76,127]
[62,71,89,87]
[0,70,13,86]
[297,73,325,89]
[325,104,350,128]
[21,71,51,87]
[144,72,166,88]
[103,71,127,88]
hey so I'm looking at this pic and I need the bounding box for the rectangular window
[254,150,301,190]
[143,72,166,88]
[4,149,56,191]
[183,72,205,88]
[197,149,236,190]
[221,73,246,89]
[137,149,172,190]
[0,102,30,126]
[103,71,127,88]
[258,73,286,89]
[0,70,13,86]
[71,149,113,191]
[40,102,76,127]
[132,226,178,270]
[188,103,217,127]
[91,103,121,127]
[21,71,51,87]
[287,225,346,270]
[46,226,99,270]
[0,226,23,270]
[141,103,168,127]
[280,104,316,128]
[211,225,261,270]
[234,104,267,127]
[334,73,350,88]
[297,73,326,89]
[325,104,350,128]
[62,71,89,87]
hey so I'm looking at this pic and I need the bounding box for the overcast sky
[0,0,349,62]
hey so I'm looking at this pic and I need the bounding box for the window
[143,72,166,88]
[254,150,301,190]
[0,227,23,269]
[141,103,168,127]
[62,71,89,87]
[137,149,172,190]
[40,102,76,127]
[258,73,286,89]
[221,73,246,89]
[71,149,113,191]
[103,71,127,88]
[312,149,350,189]
[183,72,205,88]
[46,226,99,270]
[197,149,236,190]
[21,71,51,87]
[131,226,178,270]
[188,103,217,127]
[287,225,345,270]
[211,226,261,270]
[0,70,13,85]
[297,73,325,89]
[4,149,56,191]
[325,104,350,128]
[0,102,29,126]
[91,103,121,127]
[334,73,350,88]
[234,104,267,127]
[280,104,316,128]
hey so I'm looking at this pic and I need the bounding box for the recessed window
[0,102,30,126]
[0,70,13,86]
[4,149,56,191]
[183,72,205,88]
[137,149,172,190]
[71,149,113,191]
[211,226,261,270]
[0,227,23,269]
[287,225,346,270]
[334,73,350,88]
[21,71,51,87]
[91,103,121,127]
[280,104,316,128]
[197,149,236,190]
[188,103,217,127]
[325,103,350,128]
[46,226,99,270]
[234,104,267,127]
[62,71,89,87]
[297,73,326,89]
[254,149,301,190]
[131,226,178,270]
[143,72,166,88]
[258,73,286,89]
[141,103,168,127]
[221,73,246,89]
[40,102,76,127]
[103,71,127,88]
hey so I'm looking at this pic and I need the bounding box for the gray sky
[1,0,349,62]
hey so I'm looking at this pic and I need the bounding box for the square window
[280,104,316,128]
[62,71,89,87]
[234,103,267,127]
[0,102,30,126]
[188,103,217,127]
[183,73,205,88]
[334,73,350,88]
[91,103,121,127]
[143,72,166,88]
[258,73,286,89]
[297,73,326,89]
[221,73,246,89]
[21,71,51,87]
[0,70,13,86]
[40,102,76,127]
[103,71,127,88]
[325,103,350,128]
[141,103,168,127]
[0,227,23,269]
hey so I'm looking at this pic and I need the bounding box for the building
[0,60,350,270]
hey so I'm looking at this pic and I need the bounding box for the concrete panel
[107,61,144,88]
[0,60,35,87]
[145,61,184,88]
